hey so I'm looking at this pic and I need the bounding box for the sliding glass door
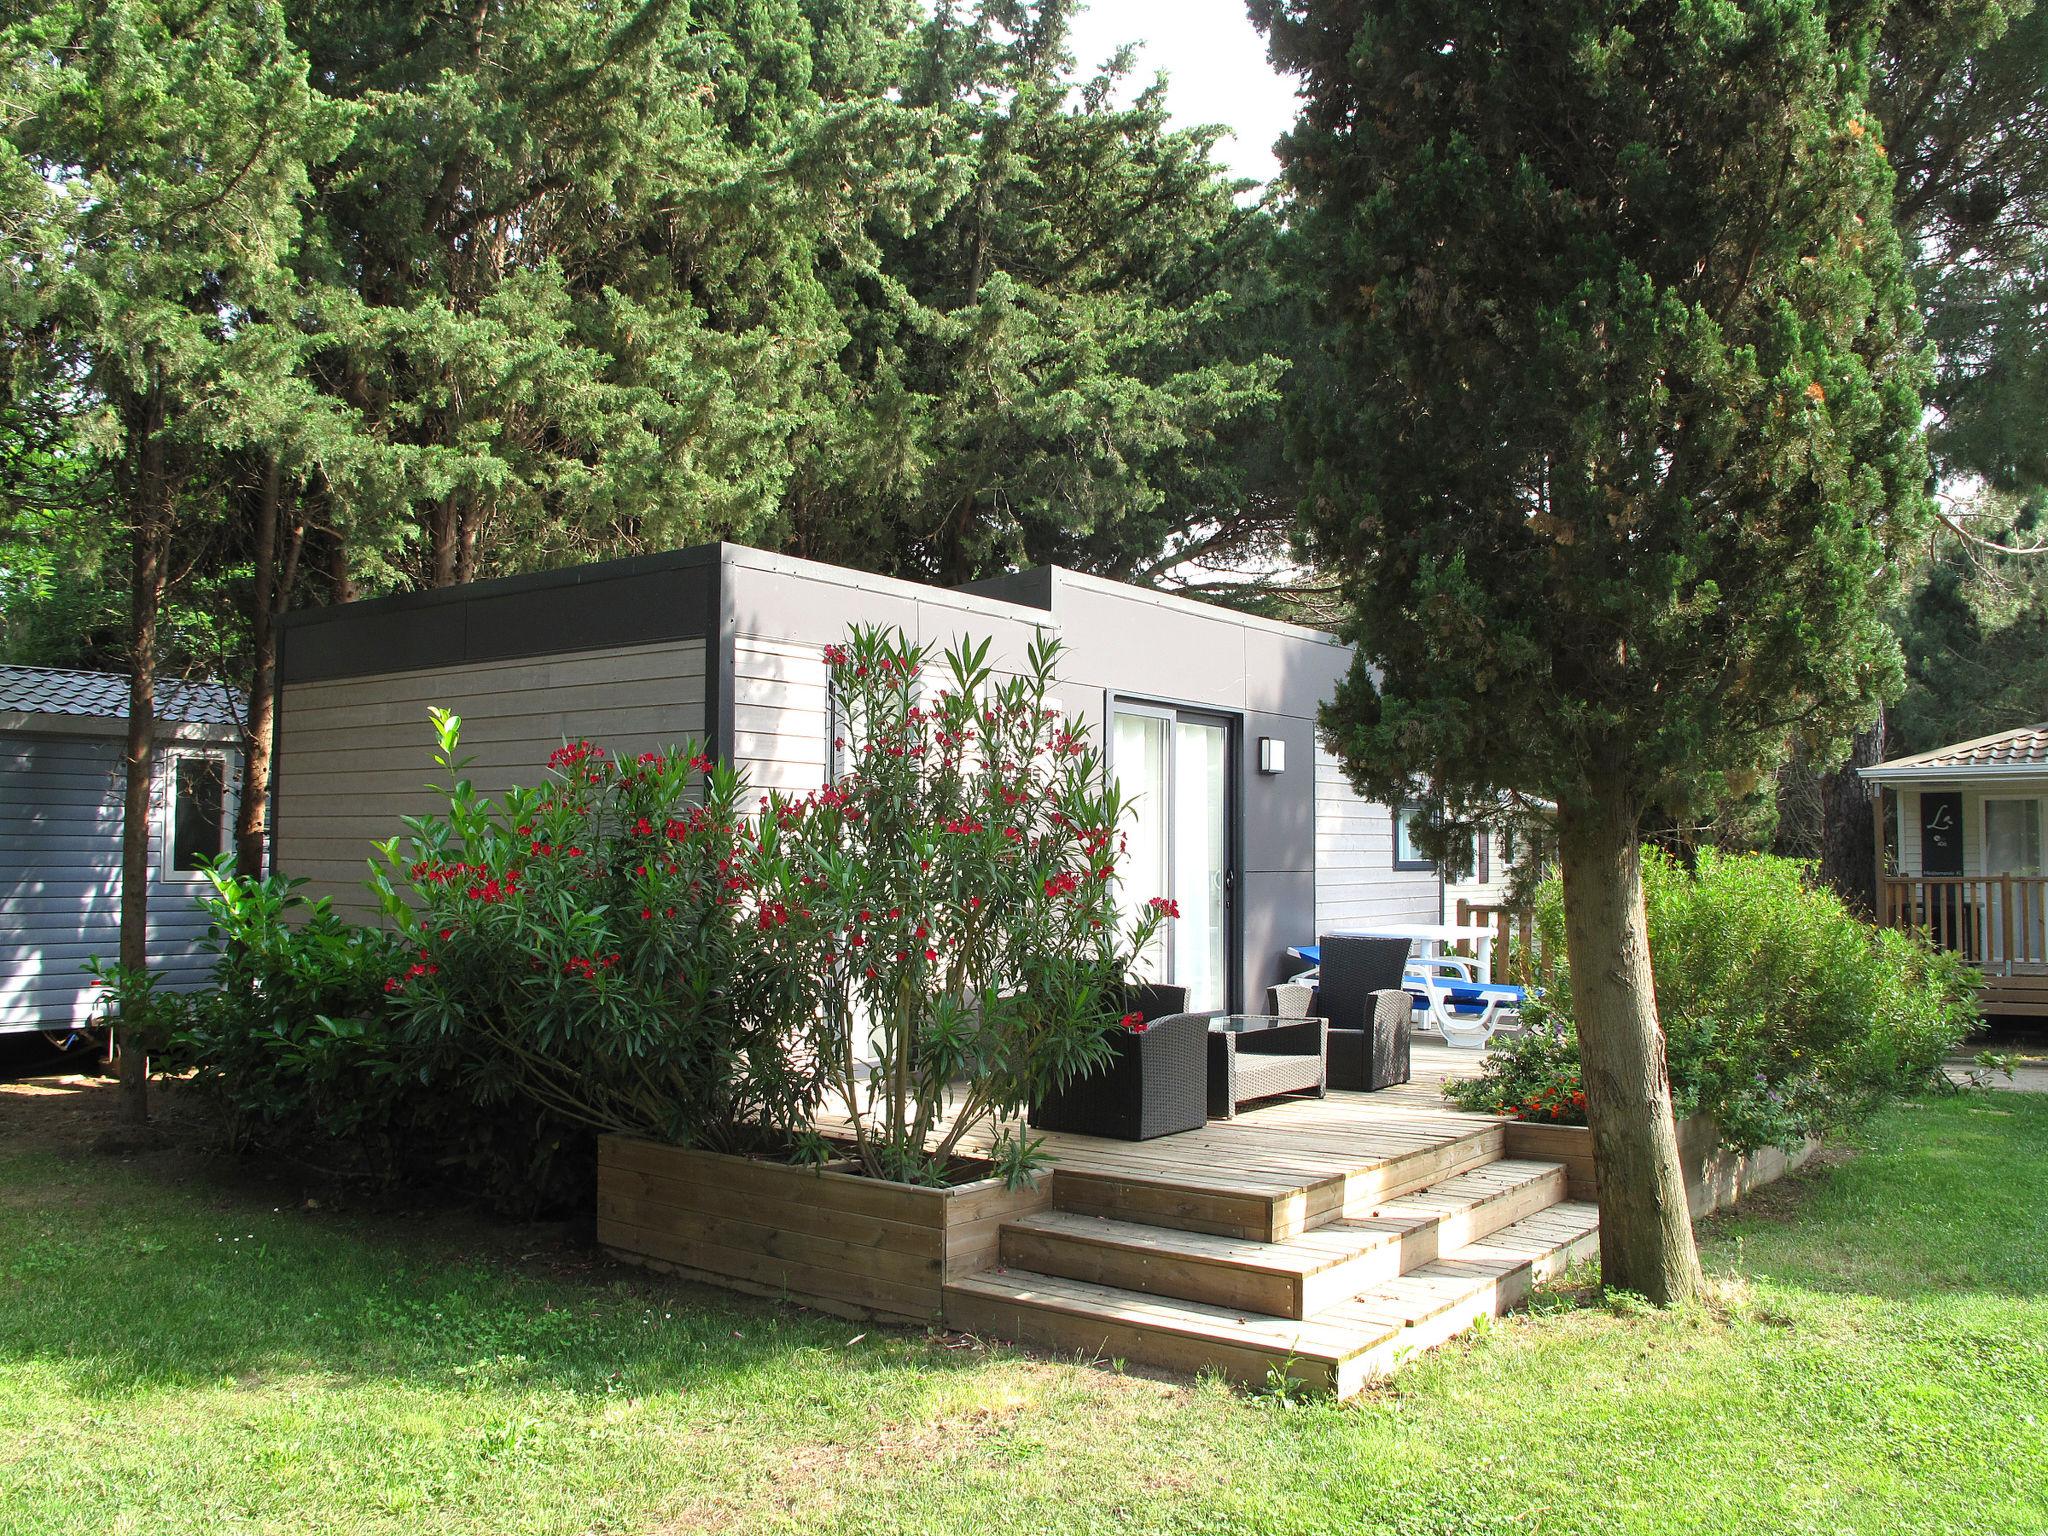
[1112,704,1235,1012]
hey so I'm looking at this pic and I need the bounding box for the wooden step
[943,1269,1400,1396]
[945,1199,1601,1398]
[1050,1122,1507,1242]
[1001,1160,1566,1317]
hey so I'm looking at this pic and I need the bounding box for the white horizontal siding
[1312,746,1439,935]
[275,639,707,914]
[0,733,230,1030]
[731,635,832,797]
[1893,779,2048,877]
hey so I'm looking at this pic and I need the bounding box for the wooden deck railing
[1877,875,2048,975]
[1454,898,1550,985]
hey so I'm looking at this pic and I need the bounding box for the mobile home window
[1984,798,2044,877]
[170,754,228,873]
[1393,805,1433,871]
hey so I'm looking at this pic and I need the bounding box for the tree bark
[326,523,355,604]
[116,382,173,1128]
[428,493,459,587]
[1817,713,1885,914]
[1555,788,1704,1306]
[234,454,300,879]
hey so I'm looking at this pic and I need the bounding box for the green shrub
[1446,848,1978,1150]
[165,864,590,1211]
[168,623,1167,1197]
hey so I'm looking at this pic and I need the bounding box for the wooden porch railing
[1454,898,1551,985]
[1877,875,2048,976]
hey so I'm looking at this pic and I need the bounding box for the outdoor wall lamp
[1258,737,1285,774]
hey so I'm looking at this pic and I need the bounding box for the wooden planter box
[1503,1113,1820,1218]
[596,1135,1050,1324]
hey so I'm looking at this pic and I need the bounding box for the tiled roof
[0,665,240,727]
[1870,723,2048,774]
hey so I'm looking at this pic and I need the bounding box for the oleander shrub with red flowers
[367,710,833,1154]
[784,625,1171,1185]
[170,624,1172,1198]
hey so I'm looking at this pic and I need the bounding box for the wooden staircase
[944,1121,1598,1397]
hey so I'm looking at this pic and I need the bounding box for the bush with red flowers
[782,625,1171,1185]
[169,624,1171,1197]
[367,709,832,1154]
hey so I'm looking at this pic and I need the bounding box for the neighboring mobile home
[0,666,240,1033]
[272,543,1443,1010]
[1863,722,2048,1018]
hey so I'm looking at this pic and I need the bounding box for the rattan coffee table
[1204,1014,1328,1119]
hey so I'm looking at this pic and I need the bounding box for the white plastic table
[1311,922,1498,985]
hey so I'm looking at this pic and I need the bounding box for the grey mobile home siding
[1,734,220,1029]
[275,640,709,913]
[1314,747,1442,932]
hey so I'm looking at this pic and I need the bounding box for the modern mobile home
[271,544,1444,1011]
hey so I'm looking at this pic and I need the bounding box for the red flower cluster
[562,952,621,981]
[411,859,485,886]
[1043,871,1079,900]
[1119,1012,1149,1033]
[1147,897,1182,918]
[548,740,605,771]
[464,869,522,903]
[1517,1082,1588,1122]
[384,959,441,994]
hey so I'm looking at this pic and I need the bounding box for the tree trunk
[1817,713,1884,915]
[428,493,459,587]
[234,454,299,879]
[1555,789,1704,1306]
[116,385,173,1128]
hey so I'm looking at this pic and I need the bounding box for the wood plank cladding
[596,1136,1050,1325]
[274,639,707,912]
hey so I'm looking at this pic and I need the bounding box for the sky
[1062,1,1301,186]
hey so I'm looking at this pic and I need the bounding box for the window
[1393,805,1433,871]
[169,754,228,874]
[1984,798,2043,876]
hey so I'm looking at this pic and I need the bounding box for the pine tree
[1,0,350,1121]
[1256,0,1932,1301]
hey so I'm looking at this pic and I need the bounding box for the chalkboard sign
[1920,792,1963,876]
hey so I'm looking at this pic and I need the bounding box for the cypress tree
[1255,0,1932,1300]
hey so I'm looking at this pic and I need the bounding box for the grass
[2,1080,2044,1535]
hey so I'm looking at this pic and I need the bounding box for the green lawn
[3,1083,2044,1536]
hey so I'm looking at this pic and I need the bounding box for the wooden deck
[818,1046,1598,1396]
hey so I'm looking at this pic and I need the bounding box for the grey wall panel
[1241,871,1317,1003]
[1239,711,1316,876]
[1314,745,1441,934]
